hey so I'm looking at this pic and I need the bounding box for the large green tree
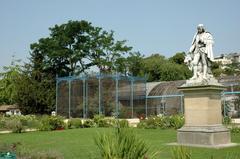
[14,67,55,114]
[19,20,133,114]
[30,20,132,76]
[169,52,186,65]
[224,62,240,76]
[30,20,94,76]
[142,54,166,81]
[125,52,144,76]
[142,53,192,82]
[87,29,132,73]
[0,59,22,105]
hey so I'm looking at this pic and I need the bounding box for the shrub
[93,115,117,128]
[5,118,23,133]
[13,115,40,129]
[38,115,65,131]
[230,125,240,133]
[169,115,184,129]
[93,115,110,127]
[223,116,232,125]
[95,127,149,159]
[137,116,158,129]
[137,115,184,129]
[68,118,83,129]
[20,115,40,129]
[137,120,148,129]
[82,119,95,128]
[0,116,6,130]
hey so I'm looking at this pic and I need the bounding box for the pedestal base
[177,125,231,147]
[177,84,235,148]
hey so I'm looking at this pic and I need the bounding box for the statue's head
[197,24,205,33]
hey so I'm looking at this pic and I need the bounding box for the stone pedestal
[177,85,234,148]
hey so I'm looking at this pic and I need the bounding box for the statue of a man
[186,24,214,81]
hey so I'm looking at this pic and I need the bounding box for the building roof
[0,105,19,111]
[147,80,185,96]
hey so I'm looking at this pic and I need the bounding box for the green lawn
[0,128,240,159]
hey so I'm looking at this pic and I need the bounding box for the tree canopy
[0,58,22,105]
[141,53,192,82]
[30,20,132,77]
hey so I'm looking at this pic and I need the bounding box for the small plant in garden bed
[95,127,150,159]
[68,118,83,129]
[230,124,240,133]
[4,118,23,133]
[0,115,41,133]
[137,115,184,129]
[38,115,65,131]
[82,119,96,128]
[223,116,232,125]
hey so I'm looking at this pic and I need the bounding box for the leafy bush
[93,115,119,128]
[169,115,184,129]
[82,119,95,128]
[5,118,23,133]
[0,116,6,130]
[223,116,232,125]
[38,115,65,131]
[230,125,240,133]
[93,115,110,127]
[20,115,40,129]
[68,118,83,129]
[95,127,149,159]
[137,115,184,129]
[139,117,157,129]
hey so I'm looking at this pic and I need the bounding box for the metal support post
[85,81,88,118]
[68,79,71,118]
[115,74,119,118]
[98,75,101,115]
[180,95,183,114]
[223,94,226,117]
[131,79,134,118]
[55,75,58,115]
[145,80,147,118]
[83,79,86,118]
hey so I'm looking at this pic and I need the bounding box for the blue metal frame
[56,71,240,119]
[222,91,240,117]
[147,94,184,99]
[56,73,146,118]
[223,91,240,95]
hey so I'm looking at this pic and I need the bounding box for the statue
[184,24,219,86]
[178,24,233,148]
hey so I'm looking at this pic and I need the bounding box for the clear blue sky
[0,0,239,69]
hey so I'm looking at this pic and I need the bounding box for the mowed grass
[0,128,240,159]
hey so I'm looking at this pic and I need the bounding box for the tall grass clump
[95,127,149,159]
[171,146,191,159]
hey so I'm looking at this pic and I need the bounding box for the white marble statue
[184,24,220,86]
